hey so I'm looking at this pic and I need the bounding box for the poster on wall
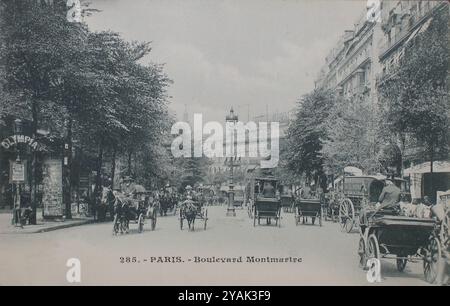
[9,160,27,183]
[42,158,63,218]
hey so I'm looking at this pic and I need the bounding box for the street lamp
[226,108,238,217]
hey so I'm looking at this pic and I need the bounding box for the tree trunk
[63,117,73,219]
[94,142,104,220]
[30,97,38,224]
[110,146,116,189]
[430,142,434,203]
[127,150,132,176]
[399,134,405,178]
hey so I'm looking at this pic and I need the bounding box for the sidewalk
[0,210,95,234]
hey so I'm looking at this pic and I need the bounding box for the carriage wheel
[253,213,257,227]
[367,234,380,261]
[396,258,407,272]
[319,211,322,227]
[339,199,354,233]
[358,237,367,269]
[423,237,442,284]
[203,209,208,230]
[137,213,144,233]
[151,211,157,231]
[112,215,120,235]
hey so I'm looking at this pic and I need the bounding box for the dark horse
[180,199,198,231]
[160,193,170,216]
[99,186,115,221]
[112,192,131,234]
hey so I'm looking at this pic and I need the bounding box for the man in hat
[376,179,401,210]
[360,179,401,230]
[121,176,138,198]
[184,185,193,200]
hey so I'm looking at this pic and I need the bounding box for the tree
[286,89,335,185]
[1,1,172,219]
[0,0,89,222]
[321,95,383,175]
[378,8,450,175]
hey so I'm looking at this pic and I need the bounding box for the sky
[86,0,367,123]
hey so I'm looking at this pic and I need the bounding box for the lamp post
[226,108,238,217]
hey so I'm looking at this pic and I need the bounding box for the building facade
[378,0,446,80]
[315,8,383,105]
[315,0,447,102]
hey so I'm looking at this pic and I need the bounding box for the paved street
[0,206,429,286]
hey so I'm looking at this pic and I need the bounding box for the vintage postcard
[0,0,448,289]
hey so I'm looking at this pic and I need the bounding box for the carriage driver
[360,179,401,230]
[375,179,401,210]
[184,185,193,199]
[121,176,138,198]
[262,182,275,198]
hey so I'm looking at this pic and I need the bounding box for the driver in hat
[121,176,138,198]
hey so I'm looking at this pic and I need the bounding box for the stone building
[377,0,447,80]
[315,8,383,105]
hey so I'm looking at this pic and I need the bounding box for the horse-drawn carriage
[179,197,208,231]
[112,186,157,235]
[358,209,442,283]
[159,188,178,216]
[335,175,409,233]
[294,197,322,226]
[246,176,282,227]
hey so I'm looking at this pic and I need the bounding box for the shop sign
[1,135,40,151]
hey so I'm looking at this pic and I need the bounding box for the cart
[336,175,409,233]
[112,189,157,235]
[294,198,322,226]
[253,197,281,227]
[179,199,208,231]
[358,213,441,283]
[245,174,282,226]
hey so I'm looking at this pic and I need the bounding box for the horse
[99,186,115,221]
[180,199,198,231]
[159,193,170,216]
[112,192,131,234]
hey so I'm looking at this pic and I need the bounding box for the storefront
[0,117,68,222]
[404,161,450,204]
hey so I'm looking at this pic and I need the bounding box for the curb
[34,219,97,233]
[0,219,97,235]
